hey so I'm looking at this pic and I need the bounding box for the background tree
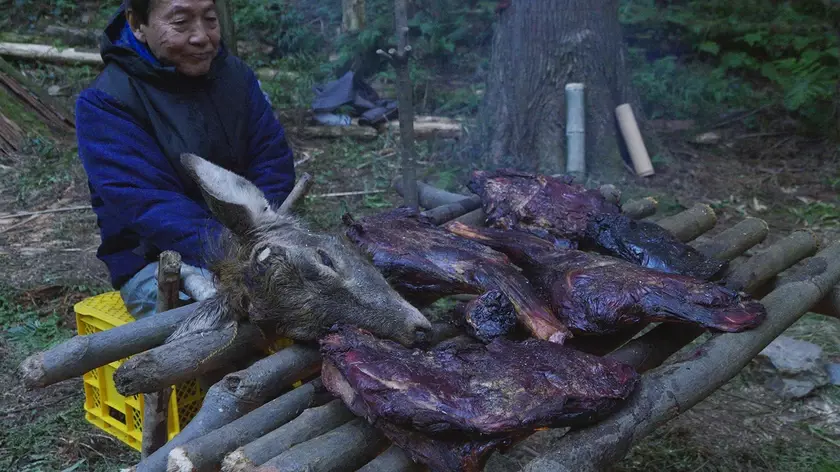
[465,0,654,180]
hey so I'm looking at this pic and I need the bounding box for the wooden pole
[216,0,238,56]
[380,0,418,209]
[141,251,181,459]
[128,345,321,472]
[19,303,198,389]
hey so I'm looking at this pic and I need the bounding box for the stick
[420,197,483,225]
[128,345,322,472]
[168,379,332,472]
[0,42,102,65]
[141,251,182,459]
[692,217,770,262]
[0,205,91,220]
[19,303,199,389]
[113,322,267,396]
[523,240,840,472]
[278,172,313,214]
[221,400,356,472]
[621,196,657,219]
[655,203,716,242]
[724,230,819,294]
[309,189,387,198]
[254,418,388,472]
[357,445,424,472]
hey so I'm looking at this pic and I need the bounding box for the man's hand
[180,264,218,302]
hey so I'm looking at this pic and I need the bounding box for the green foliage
[232,0,327,59]
[620,0,840,133]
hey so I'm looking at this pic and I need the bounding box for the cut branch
[620,196,657,220]
[421,197,483,225]
[523,241,840,472]
[143,251,182,459]
[254,418,388,472]
[692,217,769,262]
[128,345,322,472]
[221,399,356,472]
[168,378,332,472]
[655,203,716,242]
[278,172,314,214]
[357,445,423,472]
[19,303,198,389]
[724,230,819,294]
[113,323,267,396]
[0,42,102,65]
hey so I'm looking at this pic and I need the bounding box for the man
[75,0,296,318]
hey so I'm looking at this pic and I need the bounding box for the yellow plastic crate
[74,292,206,452]
[75,291,300,452]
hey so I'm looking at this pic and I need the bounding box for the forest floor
[1,4,840,472]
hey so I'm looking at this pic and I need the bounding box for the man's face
[128,0,221,77]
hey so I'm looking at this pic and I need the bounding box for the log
[44,25,99,47]
[453,208,486,227]
[392,177,472,210]
[654,203,716,242]
[288,125,378,140]
[113,322,268,396]
[724,230,819,294]
[383,117,463,140]
[254,418,388,472]
[523,240,840,472]
[620,196,657,220]
[278,172,314,214]
[142,251,182,459]
[692,217,769,262]
[221,400,356,472]
[0,56,75,131]
[420,197,482,225]
[168,379,332,472]
[607,216,778,371]
[128,344,322,472]
[357,445,423,472]
[19,302,198,389]
[0,42,102,65]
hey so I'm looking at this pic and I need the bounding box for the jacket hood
[99,5,229,85]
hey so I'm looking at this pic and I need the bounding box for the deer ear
[181,153,274,237]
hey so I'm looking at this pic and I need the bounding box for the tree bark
[356,445,423,472]
[471,0,648,177]
[19,303,198,389]
[142,251,182,459]
[254,418,388,472]
[128,345,321,472]
[523,240,840,472]
[113,323,267,396]
[342,0,366,32]
[221,400,356,472]
[168,379,333,472]
[216,0,238,56]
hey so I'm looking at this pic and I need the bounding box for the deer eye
[317,249,335,269]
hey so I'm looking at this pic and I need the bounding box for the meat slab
[320,326,639,436]
[446,222,767,335]
[343,207,572,343]
[468,169,726,280]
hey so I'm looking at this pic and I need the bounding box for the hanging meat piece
[342,207,572,344]
[445,222,767,335]
[320,326,639,438]
[468,169,726,280]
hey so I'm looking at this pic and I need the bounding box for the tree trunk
[472,0,649,179]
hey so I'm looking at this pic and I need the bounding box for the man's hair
[124,0,154,25]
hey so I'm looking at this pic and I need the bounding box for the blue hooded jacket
[76,8,295,289]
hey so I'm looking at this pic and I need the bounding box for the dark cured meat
[461,290,518,343]
[446,222,767,335]
[468,169,726,280]
[320,326,639,437]
[342,207,572,343]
